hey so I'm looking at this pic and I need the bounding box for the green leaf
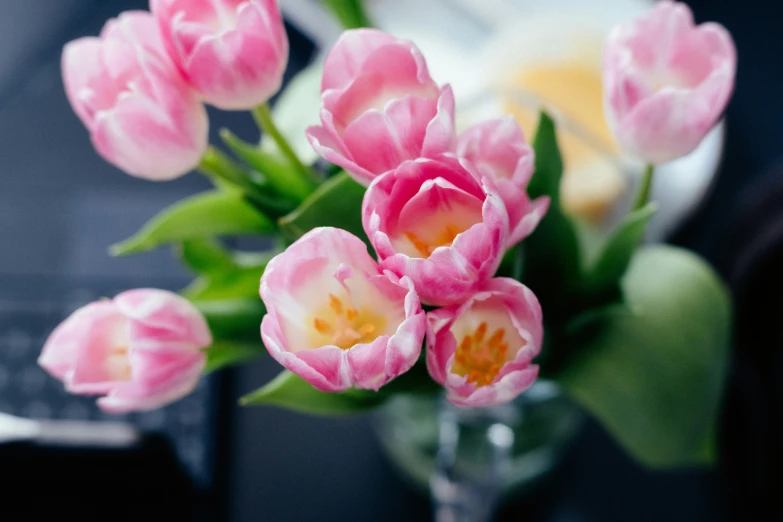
[199,146,295,218]
[557,245,731,468]
[279,172,369,248]
[240,370,385,415]
[205,340,266,373]
[221,129,312,203]
[179,240,273,300]
[179,239,236,274]
[195,298,266,343]
[528,112,564,202]
[111,191,275,256]
[522,112,583,319]
[184,265,268,300]
[582,203,657,297]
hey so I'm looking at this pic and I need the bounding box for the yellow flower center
[452,322,518,387]
[403,224,462,258]
[310,294,386,350]
[107,345,132,381]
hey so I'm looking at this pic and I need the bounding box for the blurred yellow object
[503,63,625,222]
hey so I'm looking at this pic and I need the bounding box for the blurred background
[0,0,780,520]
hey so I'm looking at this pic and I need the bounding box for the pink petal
[322,29,406,92]
[38,301,123,388]
[114,288,212,349]
[306,124,374,185]
[421,85,456,157]
[97,347,205,413]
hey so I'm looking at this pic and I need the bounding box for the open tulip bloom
[45,0,736,470]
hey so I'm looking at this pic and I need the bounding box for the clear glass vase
[373,380,583,521]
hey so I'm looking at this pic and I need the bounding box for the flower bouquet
[40,0,736,517]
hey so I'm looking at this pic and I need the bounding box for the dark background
[0,1,780,520]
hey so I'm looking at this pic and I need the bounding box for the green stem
[319,0,373,29]
[633,164,655,211]
[252,103,320,190]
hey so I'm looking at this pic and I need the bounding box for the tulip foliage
[46,0,735,470]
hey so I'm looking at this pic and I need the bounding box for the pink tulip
[456,117,550,246]
[306,29,456,186]
[151,0,289,110]
[39,289,211,413]
[603,0,736,163]
[61,11,208,180]
[260,227,426,392]
[426,278,542,407]
[362,156,509,307]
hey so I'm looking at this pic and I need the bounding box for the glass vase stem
[430,400,519,522]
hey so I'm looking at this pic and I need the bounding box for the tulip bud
[151,0,289,110]
[61,11,208,180]
[603,0,736,163]
[38,289,211,413]
[307,29,456,186]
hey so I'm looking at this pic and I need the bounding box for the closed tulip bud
[307,29,456,186]
[603,1,736,163]
[38,289,211,413]
[151,0,289,110]
[62,11,208,180]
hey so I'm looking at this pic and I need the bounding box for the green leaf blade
[179,239,236,274]
[195,298,266,343]
[522,112,583,319]
[183,265,268,301]
[279,172,370,249]
[528,112,564,202]
[583,203,657,296]
[557,245,731,468]
[205,340,266,373]
[241,370,384,415]
[111,191,275,256]
[221,129,312,203]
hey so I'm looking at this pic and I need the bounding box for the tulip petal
[90,90,208,180]
[421,85,456,158]
[321,29,404,92]
[62,10,209,180]
[114,288,212,348]
[97,347,206,413]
